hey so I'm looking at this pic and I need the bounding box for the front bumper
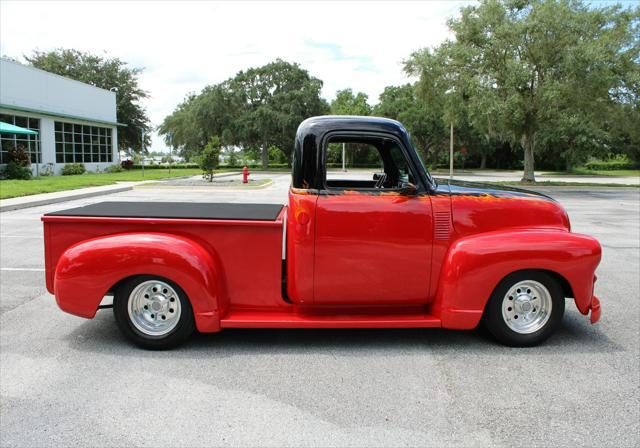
[590,296,601,324]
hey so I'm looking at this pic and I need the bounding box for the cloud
[0,0,469,151]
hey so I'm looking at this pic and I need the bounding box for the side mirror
[399,181,418,195]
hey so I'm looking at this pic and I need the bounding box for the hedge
[129,163,199,170]
[128,163,291,170]
[583,160,637,171]
[326,163,383,169]
[61,163,86,176]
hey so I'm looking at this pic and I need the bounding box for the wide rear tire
[113,275,195,350]
[482,270,565,347]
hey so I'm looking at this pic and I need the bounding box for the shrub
[7,146,31,167]
[105,164,124,173]
[199,136,221,182]
[121,160,134,170]
[583,155,637,171]
[5,161,32,179]
[61,163,86,175]
[4,146,32,179]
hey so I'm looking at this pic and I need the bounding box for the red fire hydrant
[242,166,249,184]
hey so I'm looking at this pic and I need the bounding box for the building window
[55,122,113,163]
[0,114,41,164]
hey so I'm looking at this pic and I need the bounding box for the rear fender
[434,229,601,329]
[54,232,221,332]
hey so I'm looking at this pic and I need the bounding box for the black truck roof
[296,115,409,137]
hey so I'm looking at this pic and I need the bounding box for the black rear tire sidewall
[482,270,565,347]
[113,275,195,350]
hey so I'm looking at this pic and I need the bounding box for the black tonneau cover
[45,202,284,221]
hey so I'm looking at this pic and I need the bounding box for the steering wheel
[374,172,387,189]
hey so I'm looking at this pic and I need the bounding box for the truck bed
[42,202,287,314]
[45,202,284,221]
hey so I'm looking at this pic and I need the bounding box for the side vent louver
[434,211,452,240]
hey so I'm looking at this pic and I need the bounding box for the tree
[330,89,372,116]
[158,93,213,161]
[26,49,151,152]
[406,0,639,181]
[160,60,328,169]
[199,136,221,182]
[231,60,329,168]
[375,84,447,166]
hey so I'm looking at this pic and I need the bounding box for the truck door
[313,135,433,305]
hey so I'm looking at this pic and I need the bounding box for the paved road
[1,174,638,447]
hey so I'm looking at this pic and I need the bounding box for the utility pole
[168,132,173,175]
[342,142,346,172]
[449,122,454,181]
[141,128,145,179]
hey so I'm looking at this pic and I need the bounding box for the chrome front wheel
[501,280,552,334]
[482,271,565,347]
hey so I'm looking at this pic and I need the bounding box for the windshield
[407,138,436,187]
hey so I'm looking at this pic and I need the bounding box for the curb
[0,185,133,213]
[134,178,275,191]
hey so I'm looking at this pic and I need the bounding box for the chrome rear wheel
[128,280,182,336]
[113,275,195,350]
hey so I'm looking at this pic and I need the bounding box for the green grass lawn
[0,168,205,199]
[545,168,640,177]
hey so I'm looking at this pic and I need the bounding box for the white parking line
[0,235,41,238]
[0,268,45,271]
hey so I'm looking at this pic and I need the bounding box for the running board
[220,311,441,329]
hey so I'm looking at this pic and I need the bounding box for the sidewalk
[0,182,137,212]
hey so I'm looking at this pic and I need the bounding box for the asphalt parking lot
[1,174,639,447]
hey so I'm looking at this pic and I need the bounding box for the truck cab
[286,116,436,306]
[42,116,602,349]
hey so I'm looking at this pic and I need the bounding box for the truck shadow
[66,308,622,357]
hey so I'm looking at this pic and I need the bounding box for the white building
[0,58,120,174]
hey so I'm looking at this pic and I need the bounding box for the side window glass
[326,141,381,189]
[324,136,414,191]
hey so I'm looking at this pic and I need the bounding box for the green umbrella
[0,121,38,135]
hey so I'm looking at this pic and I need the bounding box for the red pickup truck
[42,116,602,349]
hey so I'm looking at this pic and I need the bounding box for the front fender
[434,229,601,329]
[54,232,221,332]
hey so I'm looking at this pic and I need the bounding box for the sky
[0,1,518,151]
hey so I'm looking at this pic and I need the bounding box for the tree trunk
[521,132,536,182]
[565,156,573,173]
[480,153,487,170]
[261,142,269,170]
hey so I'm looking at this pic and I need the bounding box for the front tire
[482,270,565,347]
[113,275,195,349]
